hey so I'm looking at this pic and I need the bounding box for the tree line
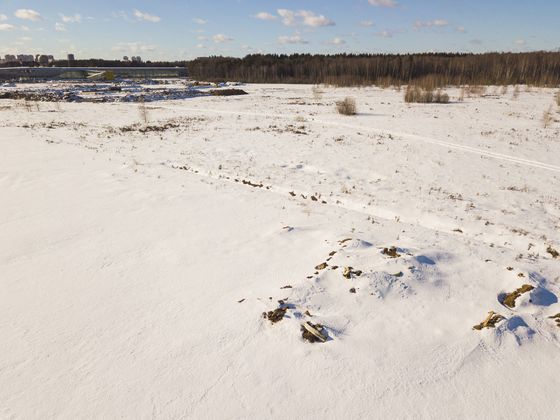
[49,52,560,87]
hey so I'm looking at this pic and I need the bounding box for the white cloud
[277,9,296,26]
[414,19,449,29]
[327,37,346,46]
[15,9,42,21]
[60,14,82,23]
[20,25,30,31]
[0,23,15,31]
[133,9,161,23]
[193,18,207,24]
[213,34,233,43]
[514,39,526,46]
[0,14,8,21]
[298,10,335,27]
[196,35,208,41]
[19,36,32,42]
[278,33,309,45]
[368,0,397,7]
[112,42,156,53]
[360,20,375,27]
[376,30,394,38]
[253,12,277,21]
[277,9,334,27]
[55,22,66,32]
[456,26,466,33]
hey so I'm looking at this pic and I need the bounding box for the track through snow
[1,83,560,419]
[158,104,560,173]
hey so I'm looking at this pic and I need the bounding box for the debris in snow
[501,284,535,308]
[549,314,560,328]
[472,311,506,330]
[263,306,288,324]
[301,322,328,343]
[546,246,559,259]
[342,266,363,279]
[315,262,328,270]
[349,287,357,294]
[382,246,401,258]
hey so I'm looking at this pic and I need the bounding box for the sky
[0,0,559,60]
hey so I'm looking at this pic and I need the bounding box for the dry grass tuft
[512,85,521,99]
[405,86,449,103]
[138,96,149,125]
[555,91,560,107]
[312,85,324,101]
[336,97,357,115]
[542,105,553,128]
[502,284,534,308]
[473,311,505,330]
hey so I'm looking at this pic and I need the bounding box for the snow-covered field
[1,83,559,419]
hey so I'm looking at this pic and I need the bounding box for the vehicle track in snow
[157,104,560,173]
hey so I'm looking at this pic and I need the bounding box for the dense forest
[53,52,560,87]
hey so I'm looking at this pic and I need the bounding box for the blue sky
[1,0,559,60]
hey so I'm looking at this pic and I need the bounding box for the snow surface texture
[1,84,560,419]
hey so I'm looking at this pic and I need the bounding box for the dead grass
[312,85,324,101]
[138,96,149,125]
[404,86,449,103]
[336,97,357,115]
[555,91,560,107]
[542,105,553,128]
[466,85,487,97]
[473,311,505,330]
[502,284,535,308]
[546,245,559,259]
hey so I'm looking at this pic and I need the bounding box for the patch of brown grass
[473,311,505,330]
[336,97,357,115]
[502,284,534,308]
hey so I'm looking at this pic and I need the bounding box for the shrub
[434,90,450,103]
[555,91,560,106]
[336,97,357,115]
[405,86,449,104]
[312,85,323,100]
[543,105,553,128]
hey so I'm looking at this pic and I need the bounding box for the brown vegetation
[336,97,357,115]
[405,86,450,103]
[502,284,534,308]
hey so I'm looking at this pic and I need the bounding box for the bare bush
[466,85,486,97]
[138,96,149,125]
[555,91,560,107]
[405,86,449,103]
[458,87,465,102]
[434,90,450,103]
[512,85,521,99]
[312,85,324,101]
[542,105,553,128]
[336,97,357,115]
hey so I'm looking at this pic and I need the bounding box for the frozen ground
[1,83,559,419]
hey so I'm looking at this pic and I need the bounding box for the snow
[1,83,559,419]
